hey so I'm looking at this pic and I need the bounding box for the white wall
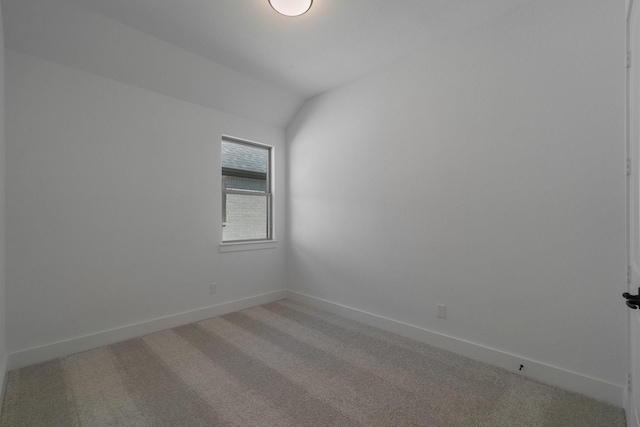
[287,0,627,396]
[5,50,287,358]
[0,0,7,393]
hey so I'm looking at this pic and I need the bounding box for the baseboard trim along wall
[286,290,624,408]
[8,290,287,371]
[0,353,8,419]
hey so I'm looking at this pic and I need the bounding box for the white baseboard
[625,384,636,427]
[630,408,640,427]
[287,290,624,408]
[0,352,7,419]
[8,290,287,371]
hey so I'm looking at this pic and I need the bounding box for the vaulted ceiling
[3,0,535,127]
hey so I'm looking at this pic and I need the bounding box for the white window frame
[220,136,274,245]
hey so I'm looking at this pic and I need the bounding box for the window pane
[221,138,272,242]
[222,193,269,241]
[222,175,267,192]
[222,140,269,180]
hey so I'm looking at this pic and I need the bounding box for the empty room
[0,0,636,425]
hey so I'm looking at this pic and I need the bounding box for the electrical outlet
[437,304,446,319]
[210,283,217,294]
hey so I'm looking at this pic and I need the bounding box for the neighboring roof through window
[222,141,268,174]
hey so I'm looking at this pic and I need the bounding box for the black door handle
[623,288,640,309]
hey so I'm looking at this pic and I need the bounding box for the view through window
[221,137,272,242]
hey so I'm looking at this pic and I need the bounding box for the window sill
[219,240,278,253]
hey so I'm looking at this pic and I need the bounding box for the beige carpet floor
[0,299,627,426]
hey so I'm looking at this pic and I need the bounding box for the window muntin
[221,137,272,242]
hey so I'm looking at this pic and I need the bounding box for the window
[221,137,273,242]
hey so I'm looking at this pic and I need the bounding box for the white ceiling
[62,0,535,97]
[3,0,535,126]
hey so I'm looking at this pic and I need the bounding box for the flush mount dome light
[269,0,312,17]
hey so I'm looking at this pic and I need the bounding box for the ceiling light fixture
[269,0,313,17]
